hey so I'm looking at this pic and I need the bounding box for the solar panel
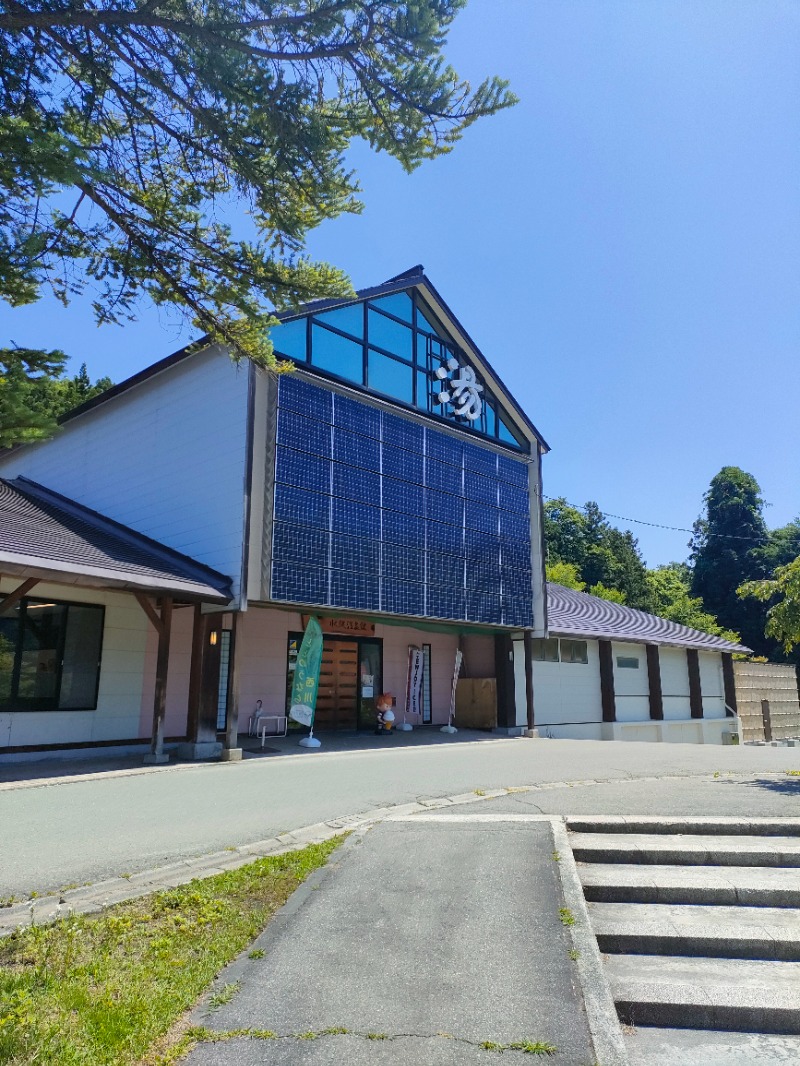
[270,376,534,626]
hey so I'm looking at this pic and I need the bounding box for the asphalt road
[2,736,799,898]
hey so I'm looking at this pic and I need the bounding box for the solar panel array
[270,375,534,626]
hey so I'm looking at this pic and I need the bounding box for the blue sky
[2,0,798,566]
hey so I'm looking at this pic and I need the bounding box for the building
[0,267,746,759]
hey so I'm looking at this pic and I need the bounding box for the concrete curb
[551,818,630,1066]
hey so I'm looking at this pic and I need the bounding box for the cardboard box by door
[455,678,497,729]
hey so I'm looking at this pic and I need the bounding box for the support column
[721,652,737,715]
[599,640,616,723]
[523,630,535,731]
[646,644,664,721]
[178,607,223,760]
[222,610,243,761]
[687,648,703,719]
[493,632,523,735]
[144,596,172,764]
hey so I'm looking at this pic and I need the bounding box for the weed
[0,837,343,1066]
[558,907,575,927]
[247,949,265,959]
[508,1041,557,1055]
[713,771,720,778]
[322,1026,349,1035]
[208,981,241,1008]
[481,1040,505,1051]
[366,1032,388,1040]
[786,770,800,777]
[568,949,580,961]
[474,789,486,796]
[297,1031,318,1040]
[551,851,561,863]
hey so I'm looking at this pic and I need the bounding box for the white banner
[406,646,424,719]
[449,648,463,723]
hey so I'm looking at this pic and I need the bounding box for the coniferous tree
[690,467,770,653]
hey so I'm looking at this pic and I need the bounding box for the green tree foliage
[543,498,651,609]
[647,563,741,644]
[0,345,67,446]
[545,561,584,591]
[739,557,800,653]
[29,361,114,421]
[0,1,515,381]
[690,467,770,653]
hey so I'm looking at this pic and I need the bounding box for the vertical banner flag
[406,645,424,719]
[449,648,463,724]
[289,616,324,728]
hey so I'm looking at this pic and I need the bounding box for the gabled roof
[56,267,549,451]
[547,583,750,654]
[278,265,550,451]
[0,478,232,602]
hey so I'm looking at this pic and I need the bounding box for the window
[530,638,560,662]
[0,597,104,711]
[368,309,413,361]
[271,318,307,362]
[216,630,232,731]
[616,656,640,669]
[560,639,588,665]
[311,324,363,381]
[367,349,413,403]
[315,303,364,338]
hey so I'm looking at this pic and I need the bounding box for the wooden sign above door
[302,615,376,637]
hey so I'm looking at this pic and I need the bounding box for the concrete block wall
[734,661,800,741]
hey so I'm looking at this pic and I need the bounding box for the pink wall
[140,603,498,736]
[138,605,195,739]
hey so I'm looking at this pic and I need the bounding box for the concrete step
[606,954,800,1034]
[570,831,800,868]
[589,901,800,960]
[567,816,800,837]
[623,1026,800,1066]
[580,863,800,907]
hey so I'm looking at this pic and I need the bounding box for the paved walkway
[2,736,800,898]
[186,820,596,1065]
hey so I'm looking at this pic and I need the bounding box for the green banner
[288,616,323,728]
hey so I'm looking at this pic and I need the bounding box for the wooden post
[722,653,737,715]
[222,611,243,760]
[0,578,39,614]
[185,604,204,742]
[494,632,517,732]
[761,699,773,742]
[599,640,616,723]
[523,630,535,731]
[646,644,664,721]
[145,596,173,763]
[687,648,703,719]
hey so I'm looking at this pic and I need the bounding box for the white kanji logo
[433,358,484,421]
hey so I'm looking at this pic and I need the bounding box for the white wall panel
[532,640,603,730]
[0,347,249,597]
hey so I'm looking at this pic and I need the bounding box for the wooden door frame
[286,631,384,730]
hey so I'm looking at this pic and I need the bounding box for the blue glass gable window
[270,288,527,449]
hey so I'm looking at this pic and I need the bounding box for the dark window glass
[416,305,442,335]
[372,292,413,322]
[272,318,307,362]
[498,417,523,446]
[0,598,104,711]
[561,640,588,665]
[17,601,65,707]
[311,324,364,383]
[531,638,560,662]
[0,615,16,702]
[59,606,103,709]
[367,350,413,403]
[315,303,364,338]
[368,311,413,361]
[422,644,432,723]
[616,655,640,669]
[485,402,497,437]
[416,333,429,367]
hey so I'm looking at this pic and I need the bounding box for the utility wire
[536,491,771,543]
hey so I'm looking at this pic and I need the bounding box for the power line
[537,492,770,543]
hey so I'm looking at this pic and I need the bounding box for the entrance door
[314,639,358,730]
[357,641,382,729]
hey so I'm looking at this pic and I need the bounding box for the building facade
[0,267,747,758]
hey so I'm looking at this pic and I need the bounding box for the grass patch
[786,770,800,777]
[0,837,342,1066]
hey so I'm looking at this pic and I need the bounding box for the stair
[569,817,800,1064]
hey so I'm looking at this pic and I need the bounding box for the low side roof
[547,583,750,654]
[0,478,232,602]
